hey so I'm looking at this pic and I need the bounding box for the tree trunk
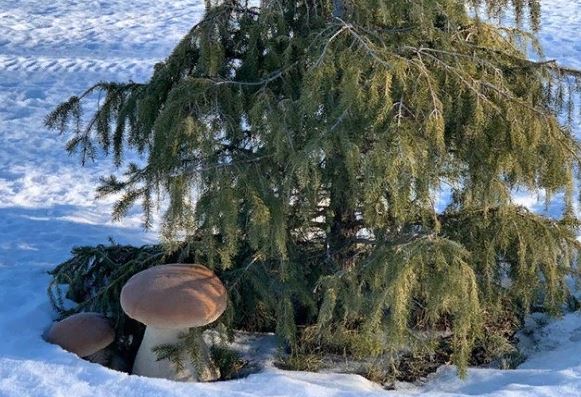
[328,153,359,271]
[329,205,358,270]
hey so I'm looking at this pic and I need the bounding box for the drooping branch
[464,44,581,78]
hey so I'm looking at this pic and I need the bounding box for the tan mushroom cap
[45,312,115,357]
[120,264,228,329]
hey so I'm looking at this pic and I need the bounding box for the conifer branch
[471,45,581,78]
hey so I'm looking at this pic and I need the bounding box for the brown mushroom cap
[45,312,115,357]
[120,264,227,329]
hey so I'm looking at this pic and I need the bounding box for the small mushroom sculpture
[45,312,115,365]
[120,264,227,382]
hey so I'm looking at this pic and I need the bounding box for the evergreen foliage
[47,0,581,377]
[209,345,247,380]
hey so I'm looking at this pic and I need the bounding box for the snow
[0,1,579,396]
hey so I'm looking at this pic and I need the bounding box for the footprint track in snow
[0,55,156,78]
[0,1,203,62]
[0,1,192,267]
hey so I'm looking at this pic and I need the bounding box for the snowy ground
[0,1,579,396]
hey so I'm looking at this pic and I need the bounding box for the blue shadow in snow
[0,205,155,267]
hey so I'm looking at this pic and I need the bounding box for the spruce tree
[47,0,581,376]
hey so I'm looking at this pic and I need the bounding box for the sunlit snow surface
[0,1,579,396]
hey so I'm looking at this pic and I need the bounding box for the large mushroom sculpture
[120,264,227,382]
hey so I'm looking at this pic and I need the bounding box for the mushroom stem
[133,327,220,382]
[85,349,111,366]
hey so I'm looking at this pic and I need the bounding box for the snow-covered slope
[0,1,579,396]
[0,1,205,266]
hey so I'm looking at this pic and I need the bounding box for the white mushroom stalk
[120,264,227,382]
[132,326,217,381]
